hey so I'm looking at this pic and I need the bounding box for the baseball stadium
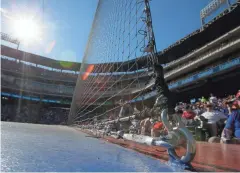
[1,0,240,172]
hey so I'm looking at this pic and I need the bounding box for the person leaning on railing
[150,120,167,137]
[221,95,240,144]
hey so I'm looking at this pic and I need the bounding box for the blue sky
[1,0,236,63]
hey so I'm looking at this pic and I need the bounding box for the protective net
[68,0,157,125]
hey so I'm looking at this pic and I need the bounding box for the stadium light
[1,32,20,49]
[200,0,231,29]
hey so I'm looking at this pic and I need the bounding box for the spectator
[236,90,240,99]
[180,105,196,126]
[151,120,165,137]
[221,97,240,143]
[200,103,227,124]
[201,96,207,103]
[182,105,196,120]
[217,99,229,116]
[193,103,205,116]
[209,93,217,105]
[140,117,152,136]
[199,103,227,136]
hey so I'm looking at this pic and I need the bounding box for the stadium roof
[1,2,240,71]
[156,2,240,64]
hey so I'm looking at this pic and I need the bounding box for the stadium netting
[68,0,158,125]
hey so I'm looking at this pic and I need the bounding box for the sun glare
[12,17,42,43]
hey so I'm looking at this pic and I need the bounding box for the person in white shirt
[201,103,227,124]
[200,103,227,136]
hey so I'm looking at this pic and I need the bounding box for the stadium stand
[1,1,240,127]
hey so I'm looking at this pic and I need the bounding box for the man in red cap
[151,121,165,137]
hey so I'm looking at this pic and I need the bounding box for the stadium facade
[1,1,240,124]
